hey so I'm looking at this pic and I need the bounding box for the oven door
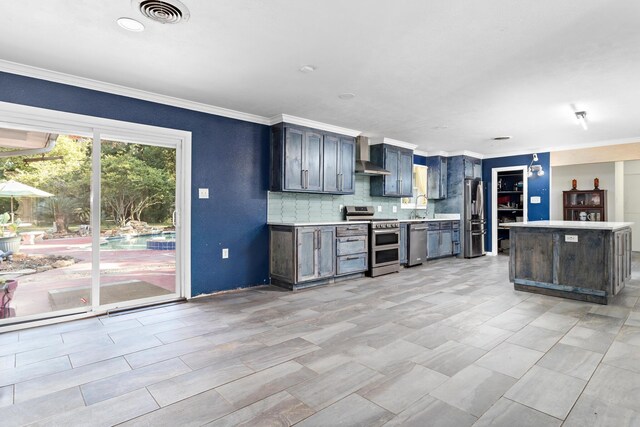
[373,246,400,267]
[372,229,400,247]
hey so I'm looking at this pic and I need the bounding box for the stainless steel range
[344,206,400,277]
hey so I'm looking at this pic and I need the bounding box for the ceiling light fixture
[117,17,145,32]
[299,65,316,73]
[338,93,355,100]
[575,111,588,130]
[528,153,544,177]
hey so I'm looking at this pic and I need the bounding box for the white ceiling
[2,0,640,156]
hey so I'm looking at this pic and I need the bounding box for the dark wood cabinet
[426,221,460,259]
[323,135,355,194]
[563,190,607,221]
[464,156,482,179]
[271,123,355,195]
[369,144,414,197]
[425,156,447,199]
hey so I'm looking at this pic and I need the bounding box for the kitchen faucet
[411,194,428,219]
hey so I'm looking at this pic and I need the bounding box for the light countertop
[268,221,370,227]
[502,220,634,231]
[400,218,461,223]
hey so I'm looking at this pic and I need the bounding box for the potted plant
[0,212,21,253]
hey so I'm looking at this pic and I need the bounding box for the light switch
[565,235,578,242]
[392,205,397,213]
[222,248,229,258]
[377,206,382,212]
[199,188,209,199]
[530,196,541,204]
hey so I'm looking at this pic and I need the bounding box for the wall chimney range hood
[355,136,391,175]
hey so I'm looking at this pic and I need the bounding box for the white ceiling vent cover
[133,0,190,24]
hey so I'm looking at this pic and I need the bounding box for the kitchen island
[503,221,633,304]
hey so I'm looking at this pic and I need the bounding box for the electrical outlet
[392,205,397,213]
[339,204,343,213]
[198,188,209,199]
[531,196,541,204]
[565,235,578,243]
[222,248,229,258]
[377,205,382,212]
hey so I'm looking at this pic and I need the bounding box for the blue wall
[482,152,550,252]
[0,71,271,296]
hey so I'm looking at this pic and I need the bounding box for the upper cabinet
[463,156,482,179]
[270,123,355,194]
[323,135,356,194]
[425,156,448,199]
[369,144,414,197]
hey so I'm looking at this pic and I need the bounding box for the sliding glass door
[98,137,179,308]
[0,115,186,326]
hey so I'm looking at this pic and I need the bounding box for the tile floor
[1,254,640,426]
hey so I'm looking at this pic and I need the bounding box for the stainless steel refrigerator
[464,178,486,258]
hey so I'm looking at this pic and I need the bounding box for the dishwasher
[407,222,428,266]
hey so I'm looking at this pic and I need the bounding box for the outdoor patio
[2,236,176,319]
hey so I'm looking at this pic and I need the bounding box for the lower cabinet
[426,221,460,259]
[335,224,368,276]
[270,224,367,289]
[295,226,335,282]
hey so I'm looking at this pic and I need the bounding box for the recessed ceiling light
[117,17,145,32]
[492,136,512,141]
[338,93,356,100]
[299,65,316,73]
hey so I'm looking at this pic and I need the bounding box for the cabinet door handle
[304,170,309,189]
[317,230,322,249]
[346,238,361,242]
[345,256,360,260]
[340,173,344,191]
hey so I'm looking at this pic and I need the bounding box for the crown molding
[368,137,417,150]
[269,114,361,137]
[446,150,485,159]
[413,150,429,157]
[0,59,272,126]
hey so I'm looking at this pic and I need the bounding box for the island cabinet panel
[555,231,607,291]
[511,230,554,284]
[508,223,632,304]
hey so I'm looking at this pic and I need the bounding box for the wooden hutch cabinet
[563,189,607,221]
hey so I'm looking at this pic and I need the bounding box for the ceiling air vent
[133,0,190,24]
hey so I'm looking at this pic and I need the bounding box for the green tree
[10,135,91,232]
[101,150,174,226]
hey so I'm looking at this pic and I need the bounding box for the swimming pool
[100,232,175,250]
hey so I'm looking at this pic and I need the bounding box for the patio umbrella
[0,180,54,222]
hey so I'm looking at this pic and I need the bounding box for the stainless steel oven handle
[372,229,400,234]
